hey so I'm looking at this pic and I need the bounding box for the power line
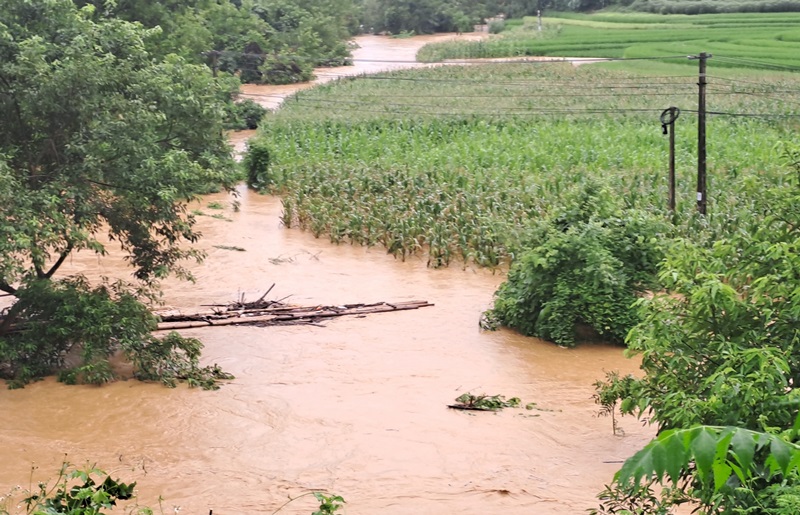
[683,108,800,119]
[287,98,671,117]
[213,50,694,65]
[281,94,800,120]
[713,55,800,73]
[290,91,694,100]
[707,75,800,88]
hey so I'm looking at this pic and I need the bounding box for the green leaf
[691,428,717,482]
[663,430,687,484]
[769,437,793,476]
[730,428,756,474]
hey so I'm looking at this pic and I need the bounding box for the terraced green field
[417,12,800,72]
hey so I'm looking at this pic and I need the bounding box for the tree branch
[0,280,16,295]
[44,242,74,279]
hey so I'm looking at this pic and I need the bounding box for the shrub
[261,54,314,85]
[244,138,273,189]
[489,182,666,347]
[593,146,800,514]
[488,19,506,34]
[0,277,232,389]
[225,99,268,130]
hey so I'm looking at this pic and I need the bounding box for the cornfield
[253,63,800,267]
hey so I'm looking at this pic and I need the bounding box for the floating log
[155,300,434,331]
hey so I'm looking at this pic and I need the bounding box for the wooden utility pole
[661,107,680,212]
[692,52,711,215]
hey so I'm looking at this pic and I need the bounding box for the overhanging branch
[44,242,74,279]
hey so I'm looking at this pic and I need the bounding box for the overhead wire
[286,99,669,118]
[222,50,800,121]
[713,55,800,73]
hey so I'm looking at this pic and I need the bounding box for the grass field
[417,12,800,72]
[252,57,800,267]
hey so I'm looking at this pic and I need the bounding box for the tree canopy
[76,0,360,84]
[0,0,237,387]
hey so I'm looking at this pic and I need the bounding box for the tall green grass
[253,63,800,268]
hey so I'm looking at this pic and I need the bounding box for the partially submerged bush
[225,98,268,130]
[261,54,314,85]
[487,182,667,347]
[244,138,273,189]
[0,277,232,389]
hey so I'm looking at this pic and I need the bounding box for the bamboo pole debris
[154,300,434,331]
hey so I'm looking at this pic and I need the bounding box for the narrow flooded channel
[0,34,653,514]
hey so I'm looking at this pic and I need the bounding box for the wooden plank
[155,300,434,331]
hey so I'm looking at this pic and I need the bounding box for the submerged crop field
[253,61,800,267]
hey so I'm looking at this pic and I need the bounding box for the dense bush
[488,182,667,347]
[0,277,232,389]
[225,98,268,130]
[488,19,506,33]
[261,54,315,85]
[244,138,273,189]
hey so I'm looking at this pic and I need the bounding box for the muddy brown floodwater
[0,34,653,514]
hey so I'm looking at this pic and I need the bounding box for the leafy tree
[594,147,800,513]
[0,0,237,387]
[78,0,358,84]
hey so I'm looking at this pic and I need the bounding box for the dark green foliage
[360,0,538,34]
[453,392,521,410]
[5,463,342,515]
[20,464,139,515]
[261,54,315,85]
[0,278,233,389]
[0,278,155,387]
[244,139,274,189]
[239,99,268,129]
[594,150,800,513]
[490,182,666,347]
[225,99,268,130]
[76,0,358,85]
[488,19,506,33]
[0,0,237,389]
[312,493,346,515]
[126,331,235,390]
[0,0,237,291]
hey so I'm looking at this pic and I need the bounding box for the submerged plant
[452,393,521,411]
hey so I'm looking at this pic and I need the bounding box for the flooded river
[0,35,652,514]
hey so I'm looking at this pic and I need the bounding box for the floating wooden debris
[155,299,434,331]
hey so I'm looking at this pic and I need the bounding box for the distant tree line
[64,0,800,85]
[359,0,542,34]
[76,0,360,84]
